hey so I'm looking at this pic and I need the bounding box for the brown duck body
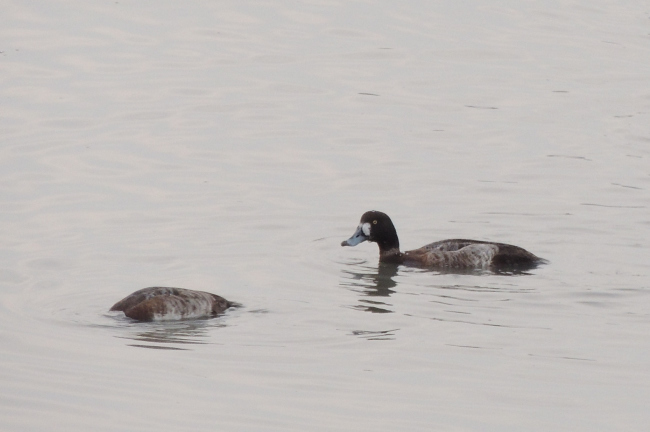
[342,211,545,271]
[399,239,541,269]
[110,287,232,322]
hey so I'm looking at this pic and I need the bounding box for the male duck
[341,211,546,270]
[110,287,233,322]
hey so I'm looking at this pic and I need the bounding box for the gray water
[1,1,650,430]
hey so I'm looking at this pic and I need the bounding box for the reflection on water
[350,328,399,341]
[108,314,227,350]
[341,261,399,297]
[354,300,393,314]
[341,258,537,313]
[340,261,399,313]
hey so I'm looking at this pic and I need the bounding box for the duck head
[341,211,400,254]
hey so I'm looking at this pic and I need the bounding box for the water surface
[1,1,650,431]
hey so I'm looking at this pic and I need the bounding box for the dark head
[341,211,400,256]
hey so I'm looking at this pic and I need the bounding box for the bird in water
[110,287,233,322]
[341,211,546,271]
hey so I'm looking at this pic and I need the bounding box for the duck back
[410,239,544,269]
[110,287,231,322]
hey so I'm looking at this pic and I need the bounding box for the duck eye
[373,220,377,224]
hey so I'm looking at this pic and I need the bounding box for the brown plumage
[341,211,546,271]
[110,287,232,322]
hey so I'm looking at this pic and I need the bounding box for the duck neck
[373,215,401,262]
[376,223,400,255]
[379,247,403,263]
[377,231,402,262]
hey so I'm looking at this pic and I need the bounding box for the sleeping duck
[110,287,233,322]
[341,211,546,270]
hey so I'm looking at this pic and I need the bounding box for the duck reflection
[341,261,400,313]
[340,259,533,315]
[113,318,227,350]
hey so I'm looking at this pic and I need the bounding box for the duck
[110,287,233,322]
[341,211,546,270]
